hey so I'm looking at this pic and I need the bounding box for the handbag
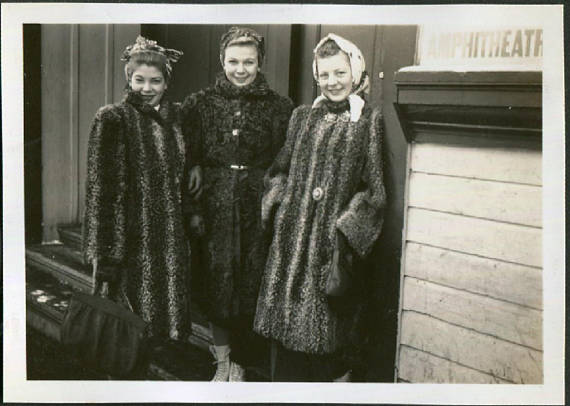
[325,233,353,297]
[60,261,147,378]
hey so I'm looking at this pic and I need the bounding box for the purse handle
[91,258,135,313]
[91,258,109,297]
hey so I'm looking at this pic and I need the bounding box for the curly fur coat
[182,72,293,324]
[254,101,386,355]
[83,91,192,340]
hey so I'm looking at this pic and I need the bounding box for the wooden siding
[398,345,511,384]
[41,25,140,241]
[408,172,542,227]
[411,143,542,185]
[400,311,542,384]
[397,141,542,383]
[404,243,542,309]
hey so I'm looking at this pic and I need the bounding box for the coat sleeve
[82,105,128,266]
[261,105,306,226]
[271,96,295,158]
[180,93,204,218]
[181,93,204,168]
[336,108,387,258]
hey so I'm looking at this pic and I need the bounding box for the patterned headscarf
[312,33,369,122]
[219,26,265,68]
[312,33,365,86]
[121,36,183,78]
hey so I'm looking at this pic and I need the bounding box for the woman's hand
[189,166,203,199]
[189,214,205,238]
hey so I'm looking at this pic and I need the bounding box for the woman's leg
[209,323,245,381]
[209,323,231,381]
[211,323,230,346]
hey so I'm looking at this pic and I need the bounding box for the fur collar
[213,71,271,99]
[124,90,172,124]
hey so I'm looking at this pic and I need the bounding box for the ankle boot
[210,345,231,382]
[229,361,245,382]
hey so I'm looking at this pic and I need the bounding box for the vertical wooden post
[69,25,80,222]
[41,24,74,241]
[104,24,115,105]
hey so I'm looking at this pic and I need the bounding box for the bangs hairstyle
[124,51,170,83]
[226,37,262,63]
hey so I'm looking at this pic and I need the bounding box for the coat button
[312,187,323,201]
[232,129,240,136]
[235,111,241,117]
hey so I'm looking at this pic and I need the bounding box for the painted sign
[417,26,543,70]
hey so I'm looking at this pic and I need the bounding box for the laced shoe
[209,345,231,382]
[229,362,246,382]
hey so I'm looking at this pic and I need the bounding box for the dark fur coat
[83,91,192,340]
[182,72,293,324]
[254,101,386,355]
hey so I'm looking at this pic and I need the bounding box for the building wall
[396,137,542,384]
[40,24,140,241]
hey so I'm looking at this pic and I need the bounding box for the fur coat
[182,72,293,324]
[83,91,192,340]
[254,100,386,355]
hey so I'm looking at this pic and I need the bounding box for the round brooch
[312,187,324,201]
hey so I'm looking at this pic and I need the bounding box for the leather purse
[325,233,353,297]
[60,262,147,378]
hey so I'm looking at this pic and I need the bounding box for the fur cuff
[336,191,384,258]
[262,174,287,226]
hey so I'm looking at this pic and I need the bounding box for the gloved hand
[188,165,203,199]
[188,214,205,238]
[325,233,354,298]
[91,260,119,296]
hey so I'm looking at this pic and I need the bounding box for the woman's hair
[124,51,170,83]
[315,38,344,59]
[122,36,183,86]
[219,26,265,67]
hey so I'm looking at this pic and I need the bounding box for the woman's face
[129,64,167,107]
[316,52,353,103]
[223,44,259,87]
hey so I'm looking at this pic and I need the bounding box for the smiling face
[129,64,167,107]
[316,51,353,103]
[222,44,259,87]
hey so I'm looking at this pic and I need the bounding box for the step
[26,244,92,292]
[27,267,74,342]
[57,224,83,253]
[26,243,214,345]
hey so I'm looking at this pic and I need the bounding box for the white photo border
[2,3,564,404]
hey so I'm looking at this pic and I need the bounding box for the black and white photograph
[2,3,565,404]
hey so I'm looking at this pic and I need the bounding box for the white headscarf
[312,33,368,122]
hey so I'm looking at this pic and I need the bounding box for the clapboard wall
[398,142,542,383]
[394,70,543,384]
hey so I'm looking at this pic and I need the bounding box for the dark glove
[325,233,354,297]
[188,214,205,238]
[91,261,120,296]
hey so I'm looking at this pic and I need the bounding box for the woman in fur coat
[182,27,294,381]
[83,36,193,342]
[254,34,386,382]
